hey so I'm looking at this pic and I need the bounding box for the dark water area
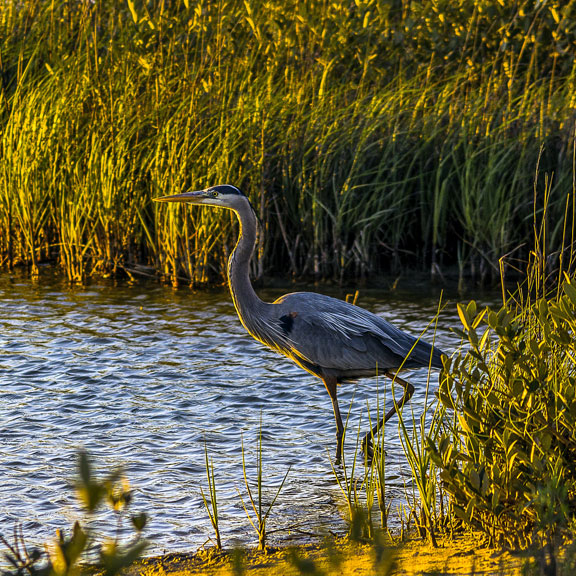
[0,271,488,557]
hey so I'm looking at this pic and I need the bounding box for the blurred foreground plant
[1,451,147,576]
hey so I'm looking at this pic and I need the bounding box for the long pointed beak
[154,190,209,203]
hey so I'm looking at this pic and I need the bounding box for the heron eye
[210,190,218,198]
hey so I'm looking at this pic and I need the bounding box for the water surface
[0,272,462,556]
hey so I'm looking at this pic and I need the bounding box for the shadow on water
[0,270,490,555]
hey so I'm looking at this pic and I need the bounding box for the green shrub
[428,281,576,549]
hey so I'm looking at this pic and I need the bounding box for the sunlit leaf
[457,303,470,331]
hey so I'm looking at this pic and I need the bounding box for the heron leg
[363,371,415,458]
[323,376,344,463]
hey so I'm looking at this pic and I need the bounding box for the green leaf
[50,522,88,576]
[470,469,481,492]
[76,483,106,513]
[487,310,499,329]
[564,281,576,306]
[131,512,148,532]
[472,307,487,329]
[538,298,548,320]
[457,302,471,331]
[100,540,148,576]
[466,300,477,321]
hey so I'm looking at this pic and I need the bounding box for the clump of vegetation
[199,422,291,553]
[428,279,576,558]
[1,451,147,576]
[0,1,574,284]
[418,170,576,573]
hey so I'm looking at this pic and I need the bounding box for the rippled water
[0,272,463,557]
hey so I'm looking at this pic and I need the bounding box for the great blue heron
[156,184,445,461]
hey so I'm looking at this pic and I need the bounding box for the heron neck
[228,202,266,323]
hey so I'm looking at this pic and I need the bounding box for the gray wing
[265,292,442,378]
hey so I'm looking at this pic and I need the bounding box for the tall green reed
[396,375,444,548]
[365,382,392,531]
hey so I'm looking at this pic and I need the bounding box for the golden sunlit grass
[0,1,574,284]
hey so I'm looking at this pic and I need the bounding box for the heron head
[154,185,247,208]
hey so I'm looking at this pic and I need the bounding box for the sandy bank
[130,535,524,576]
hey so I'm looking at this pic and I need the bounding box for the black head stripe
[210,185,244,196]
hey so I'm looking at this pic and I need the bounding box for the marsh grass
[365,383,392,531]
[396,379,442,548]
[238,425,291,552]
[329,414,374,541]
[330,360,441,544]
[0,1,575,284]
[200,443,222,550]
